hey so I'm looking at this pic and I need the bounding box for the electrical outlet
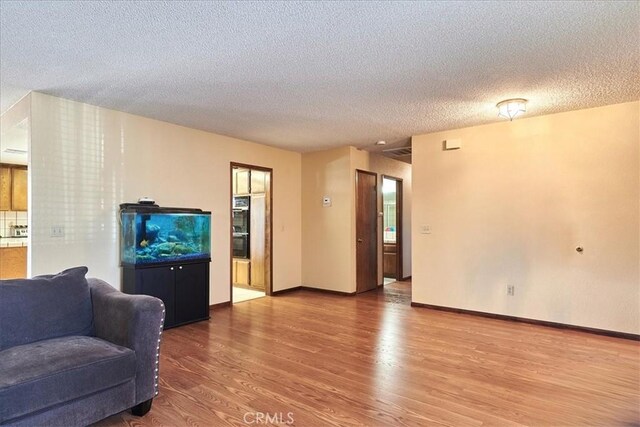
[420,225,432,234]
[507,285,515,296]
[50,226,65,237]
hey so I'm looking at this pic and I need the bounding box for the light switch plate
[51,225,65,237]
[420,225,431,234]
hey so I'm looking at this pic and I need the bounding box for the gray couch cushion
[0,266,93,351]
[0,335,136,423]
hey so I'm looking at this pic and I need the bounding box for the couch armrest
[88,278,165,404]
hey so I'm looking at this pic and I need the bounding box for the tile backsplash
[0,211,27,238]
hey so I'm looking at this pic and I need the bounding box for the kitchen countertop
[0,237,28,248]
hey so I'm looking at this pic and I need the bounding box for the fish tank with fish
[120,204,211,267]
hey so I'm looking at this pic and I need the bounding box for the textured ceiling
[1,1,638,153]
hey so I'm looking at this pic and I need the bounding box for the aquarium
[120,206,211,266]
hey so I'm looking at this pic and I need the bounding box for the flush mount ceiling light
[496,98,528,121]
[2,148,27,154]
[375,140,386,146]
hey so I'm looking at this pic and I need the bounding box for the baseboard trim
[400,275,412,281]
[411,302,640,341]
[273,286,357,296]
[301,286,357,296]
[271,286,302,296]
[209,301,231,310]
[256,286,359,297]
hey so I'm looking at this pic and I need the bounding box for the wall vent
[382,146,412,157]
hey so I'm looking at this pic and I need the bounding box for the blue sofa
[0,267,165,426]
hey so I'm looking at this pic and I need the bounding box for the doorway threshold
[233,286,265,303]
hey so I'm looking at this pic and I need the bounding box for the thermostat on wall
[322,196,332,207]
[444,139,462,150]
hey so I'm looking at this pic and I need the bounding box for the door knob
[357,239,363,243]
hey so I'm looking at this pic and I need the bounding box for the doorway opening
[382,175,402,283]
[230,163,272,304]
[0,113,29,280]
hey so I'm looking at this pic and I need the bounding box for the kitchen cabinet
[249,194,266,290]
[0,167,11,211]
[231,194,268,291]
[11,168,27,211]
[233,169,250,195]
[122,261,210,329]
[0,165,27,211]
[250,170,268,194]
[233,258,250,287]
[233,168,268,195]
[0,246,27,279]
[383,244,397,277]
[231,166,271,293]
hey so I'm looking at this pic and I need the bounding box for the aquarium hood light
[138,197,156,205]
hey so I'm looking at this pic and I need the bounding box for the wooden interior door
[356,170,378,293]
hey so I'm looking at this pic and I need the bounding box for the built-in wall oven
[232,232,249,258]
[233,208,249,233]
[232,196,250,258]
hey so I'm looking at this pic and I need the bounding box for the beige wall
[29,93,302,304]
[302,146,412,292]
[301,146,353,291]
[412,101,639,334]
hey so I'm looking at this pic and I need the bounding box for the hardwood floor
[97,281,640,426]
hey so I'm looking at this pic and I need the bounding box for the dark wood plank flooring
[97,281,639,426]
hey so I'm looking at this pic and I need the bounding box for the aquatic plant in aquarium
[120,207,211,266]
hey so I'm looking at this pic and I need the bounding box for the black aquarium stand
[122,260,210,329]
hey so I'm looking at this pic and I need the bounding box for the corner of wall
[411,101,639,334]
[301,146,356,292]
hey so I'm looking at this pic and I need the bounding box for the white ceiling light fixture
[375,140,386,146]
[496,98,528,121]
[3,148,27,154]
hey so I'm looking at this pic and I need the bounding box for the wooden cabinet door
[235,260,250,286]
[383,244,397,277]
[232,259,237,284]
[236,169,250,195]
[11,168,27,211]
[250,194,266,290]
[0,167,10,211]
[175,263,209,325]
[250,170,267,194]
[232,172,237,195]
[138,266,176,328]
[0,247,27,279]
